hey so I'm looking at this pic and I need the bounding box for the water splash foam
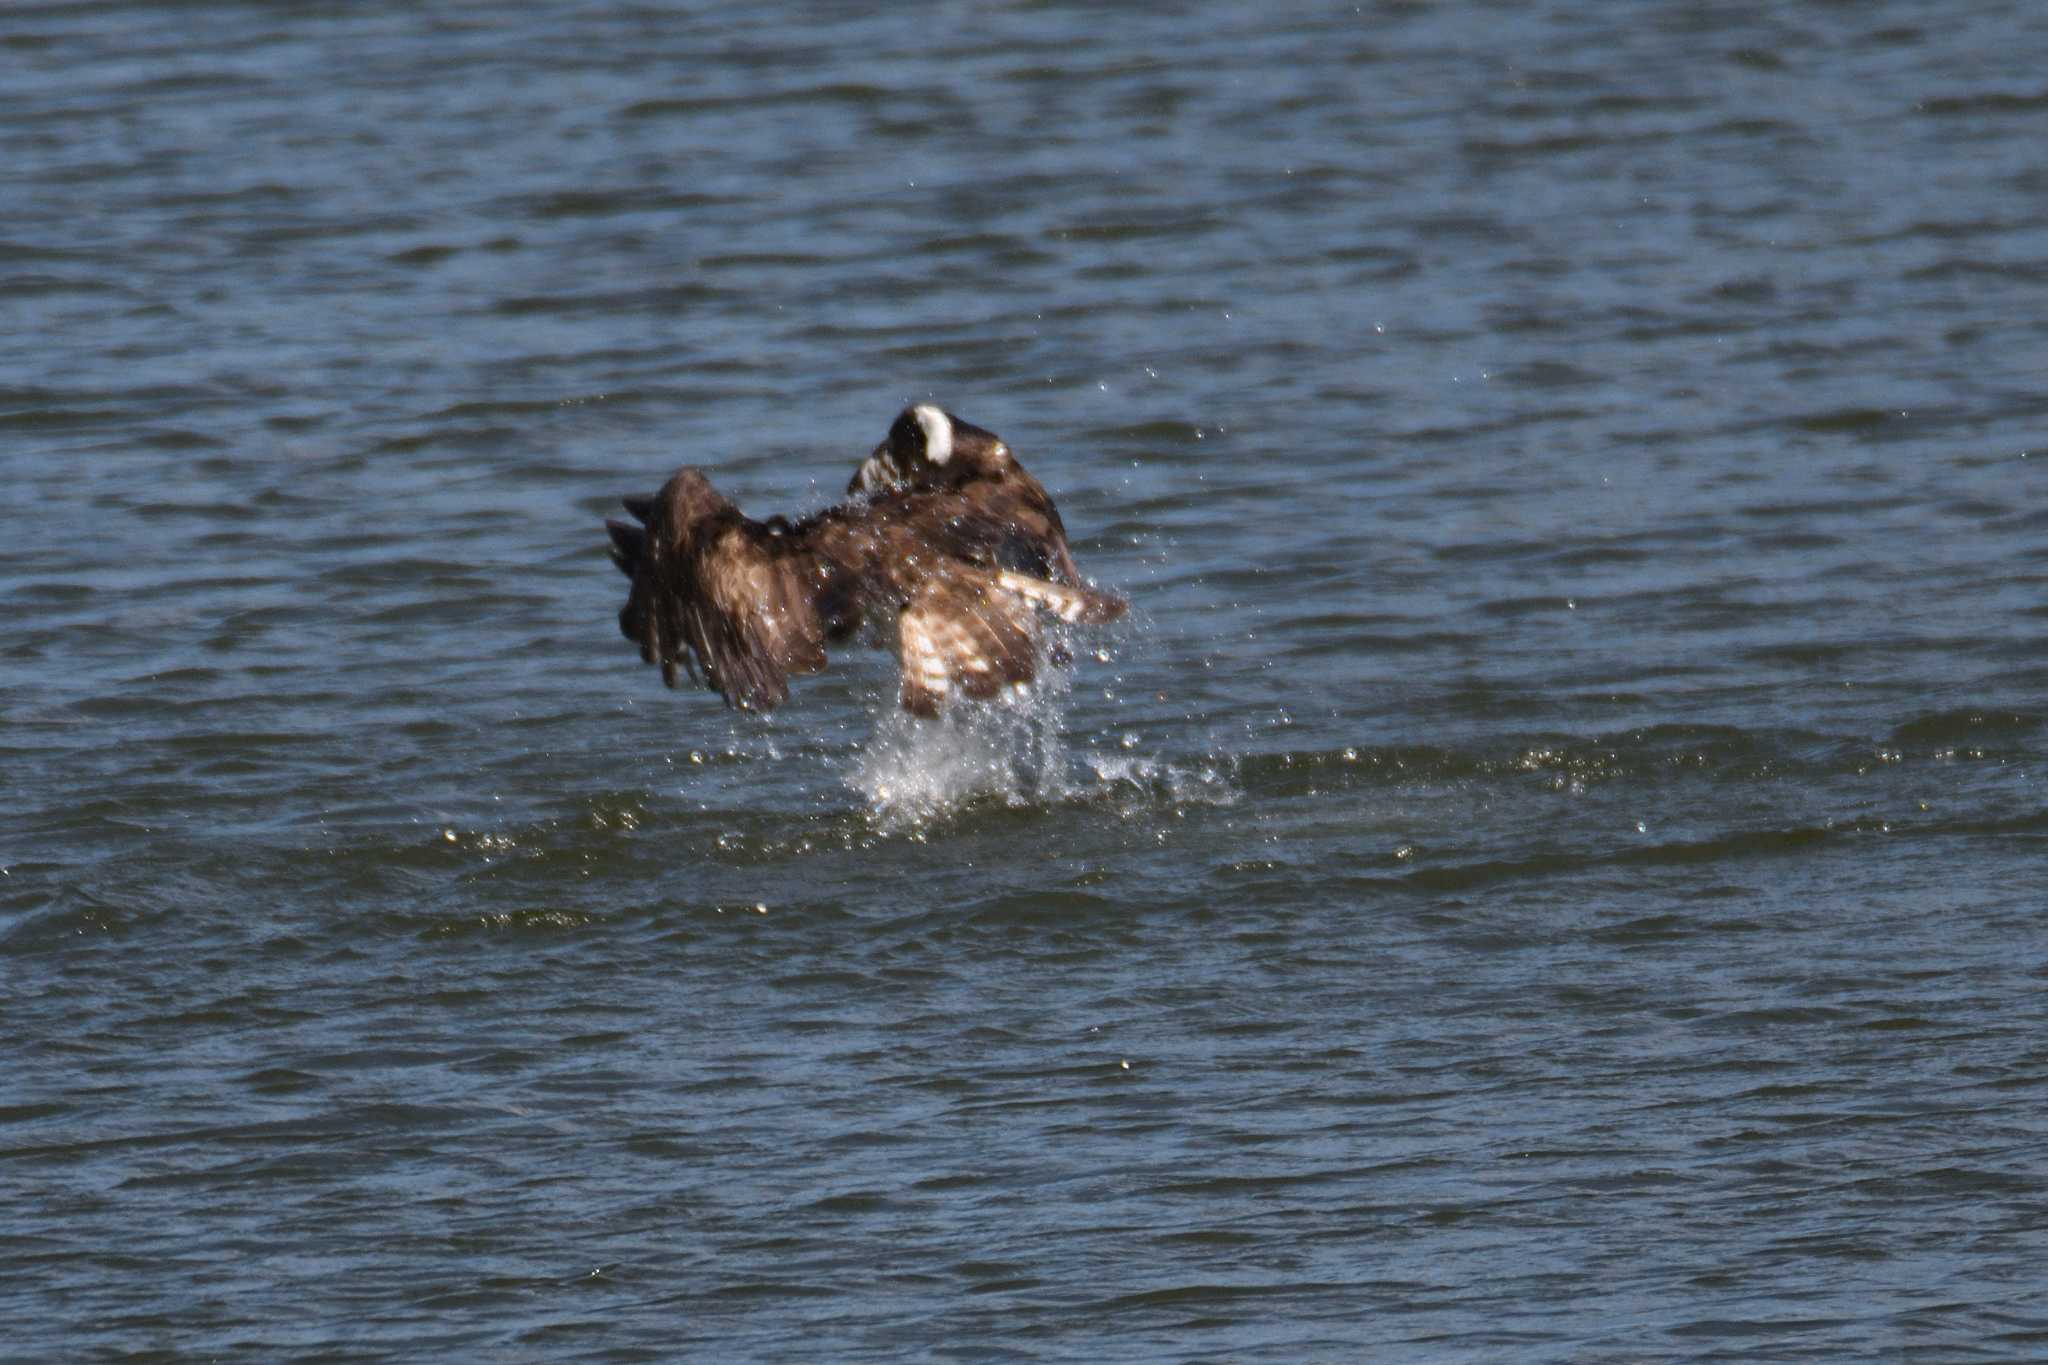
[847,669,1239,831]
[850,674,1076,828]
[1082,751,1239,810]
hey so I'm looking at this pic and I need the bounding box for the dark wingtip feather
[606,518,645,577]
[622,493,657,523]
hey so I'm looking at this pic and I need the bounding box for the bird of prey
[606,413,1123,717]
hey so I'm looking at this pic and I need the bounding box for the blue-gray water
[6,2,2048,1359]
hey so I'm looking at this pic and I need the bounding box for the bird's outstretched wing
[680,522,832,711]
[607,473,858,712]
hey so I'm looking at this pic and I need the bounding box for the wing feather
[611,473,851,712]
[993,570,1127,625]
[892,487,1082,585]
[896,574,1040,716]
[678,524,836,711]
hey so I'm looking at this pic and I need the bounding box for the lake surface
[6,2,2048,1359]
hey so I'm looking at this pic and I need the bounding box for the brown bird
[848,404,1087,586]
[606,443,1124,716]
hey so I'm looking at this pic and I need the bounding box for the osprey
[606,414,1123,716]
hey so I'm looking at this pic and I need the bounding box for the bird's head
[848,404,1019,496]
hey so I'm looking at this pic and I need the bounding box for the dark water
[7,2,2048,1359]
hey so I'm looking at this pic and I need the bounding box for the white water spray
[850,669,1076,828]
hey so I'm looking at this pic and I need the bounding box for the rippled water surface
[7,2,2048,1359]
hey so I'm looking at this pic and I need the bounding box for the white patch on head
[913,404,954,466]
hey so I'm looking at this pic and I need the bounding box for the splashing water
[1083,751,1240,810]
[850,672,1076,828]
[847,660,1242,830]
